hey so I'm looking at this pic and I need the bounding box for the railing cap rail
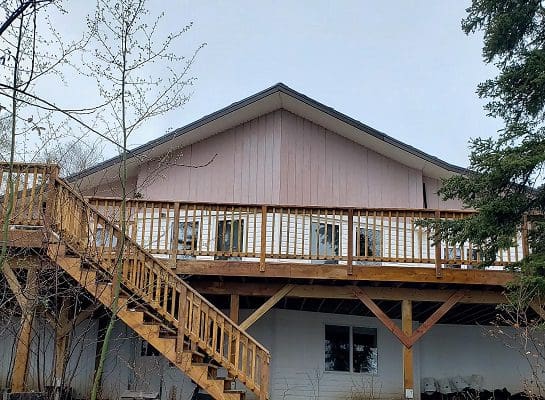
[86,195,476,214]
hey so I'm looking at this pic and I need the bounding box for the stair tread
[192,362,219,369]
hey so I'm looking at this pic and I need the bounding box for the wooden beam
[230,294,240,324]
[239,284,295,330]
[353,287,411,348]
[408,290,465,346]
[11,268,38,392]
[434,210,443,278]
[177,260,514,286]
[190,281,507,305]
[402,300,413,398]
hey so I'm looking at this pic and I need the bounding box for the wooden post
[402,300,414,399]
[54,297,72,386]
[171,202,181,267]
[347,209,354,275]
[11,267,38,392]
[434,210,443,278]
[259,356,270,400]
[260,206,267,272]
[44,165,59,227]
[230,294,240,324]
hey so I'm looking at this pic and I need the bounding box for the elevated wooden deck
[0,162,532,399]
[84,197,522,286]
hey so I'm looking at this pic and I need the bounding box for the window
[215,219,245,260]
[310,222,339,257]
[216,219,244,253]
[358,228,381,257]
[325,325,377,374]
[171,221,199,259]
[141,340,159,356]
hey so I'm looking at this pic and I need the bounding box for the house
[0,83,536,400]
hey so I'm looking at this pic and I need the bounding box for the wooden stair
[36,174,271,400]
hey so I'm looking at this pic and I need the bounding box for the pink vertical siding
[136,111,282,203]
[423,176,465,210]
[131,109,463,210]
[82,176,138,198]
[278,110,426,208]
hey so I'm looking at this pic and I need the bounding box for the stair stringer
[54,254,244,400]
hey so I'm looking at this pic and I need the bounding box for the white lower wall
[0,318,195,400]
[0,309,536,400]
[245,309,535,400]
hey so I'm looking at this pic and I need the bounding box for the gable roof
[69,83,468,188]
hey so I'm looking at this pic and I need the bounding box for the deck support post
[53,297,73,387]
[11,267,38,392]
[170,202,181,267]
[230,294,240,324]
[402,300,414,399]
[522,213,529,259]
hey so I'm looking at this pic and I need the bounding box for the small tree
[79,1,205,399]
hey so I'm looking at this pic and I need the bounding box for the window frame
[324,323,378,375]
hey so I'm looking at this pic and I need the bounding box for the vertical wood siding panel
[133,109,463,210]
[302,118,312,205]
[271,111,282,204]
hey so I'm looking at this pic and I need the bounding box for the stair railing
[51,177,271,400]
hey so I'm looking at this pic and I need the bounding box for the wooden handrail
[87,196,526,268]
[52,178,270,398]
[87,195,477,214]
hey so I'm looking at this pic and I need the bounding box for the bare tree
[79,2,205,399]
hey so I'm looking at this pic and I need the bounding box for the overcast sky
[11,1,501,168]
[161,1,500,168]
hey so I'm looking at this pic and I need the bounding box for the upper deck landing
[2,163,520,287]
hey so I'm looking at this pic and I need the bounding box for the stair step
[184,349,207,363]
[192,363,219,379]
[45,190,269,400]
[218,378,234,391]
[223,389,245,400]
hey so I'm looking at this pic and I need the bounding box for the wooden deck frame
[177,260,514,286]
[353,287,465,349]
[191,281,507,304]
[10,267,38,392]
[402,300,413,398]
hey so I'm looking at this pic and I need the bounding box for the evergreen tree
[434,1,545,289]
